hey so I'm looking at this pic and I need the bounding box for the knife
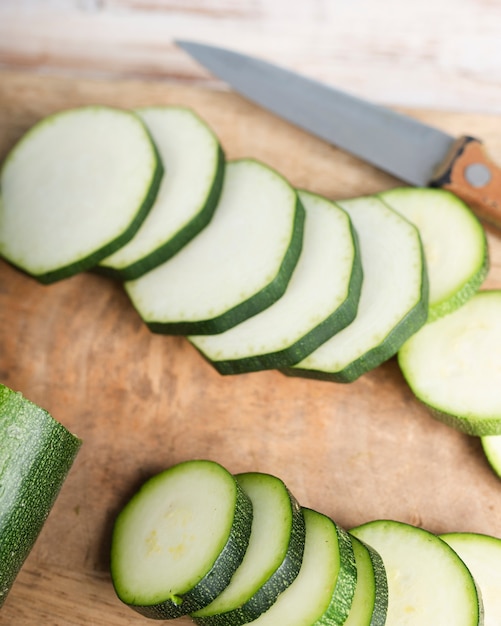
[177,40,501,230]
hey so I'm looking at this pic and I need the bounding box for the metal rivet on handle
[464,163,492,188]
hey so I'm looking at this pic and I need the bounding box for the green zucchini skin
[97,111,226,281]
[111,461,254,620]
[191,219,363,375]
[283,197,430,383]
[107,146,224,282]
[345,536,388,626]
[313,522,358,626]
[0,107,164,285]
[192,474,306,626]
[144,193,306,336]
[0,384,81,606]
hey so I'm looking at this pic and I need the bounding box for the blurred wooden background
[1,0,501,114]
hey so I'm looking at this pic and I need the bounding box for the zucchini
[351,519,483,626]
[192,472,305,625]
[480,435,501,478]
[189,190,362,374]
[125,159,305,335]
[344,535,388,626]
[286,195,428,383]
[245,509,357,626]
[0,384,81,607]
[0,106,162,283]
[99,106,224,280]
[379,187,488,320]
[441,532,501,626]
[110,459,253,620]
[398,290,501,436]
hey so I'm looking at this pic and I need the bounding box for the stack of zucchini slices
[1,104,500,452]
[110,459,496,625]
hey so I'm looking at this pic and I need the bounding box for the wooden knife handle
[431,136,501,229]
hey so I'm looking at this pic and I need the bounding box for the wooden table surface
[1,4,501,624]
[1,0,501,114]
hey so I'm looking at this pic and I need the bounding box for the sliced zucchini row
[344,536,388,626]
[192,472,305,626]
[125,159,305,335]
[189,190,362,374]
[245,509,357,626]
[0,384,81,607]
[441,532,501,626]
[0,106,162,283]
[380,187,488,321]
[351,519,483,626]
[110,460,253,620]
[398,290,501,436]
[99,106,224,280]
[285,195,428,383]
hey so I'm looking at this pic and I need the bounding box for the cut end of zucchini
[379,187,488,321]
[110,459,253,619]
[0,384,81,607]
[0,106,162,283]
[398,290,501,436]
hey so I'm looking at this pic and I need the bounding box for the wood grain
[1,0,501,114]
[1,70,501,625]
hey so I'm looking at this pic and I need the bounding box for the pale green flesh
[0,106,159,279]
[292,195,426,379]
[379,187,488,320]
[398,290,501,435]
[193,472,301,618]
[110,460,241,606]
[247,509,351,626]
[100,106,222,276]
[313,522,357,626]
[189,190,359,369]
[441,532,501,626]
[344,536,388,626]
[125,159,299,329]
[351,520,482,626]
[481,435,501,478]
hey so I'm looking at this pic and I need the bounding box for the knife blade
[177,40,501,230]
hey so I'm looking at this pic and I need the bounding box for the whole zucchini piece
[0,384,81,607]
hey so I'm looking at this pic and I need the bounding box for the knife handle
[431,136,501,229]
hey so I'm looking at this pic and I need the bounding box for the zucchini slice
[344,536,388,626]
[398,290,501,436]
[189,190,362,374]
[480,435,501,478]
[125,159,304,335]
[351,520,483,626]
[0,106,162,283]
[110,460,253,620]
[286,195,428,383]
[99,106,224,280]
[0,384,81,607]
[379,187,488,320]
[441,532,501,626]
[245,509,357,626]
[192,472,306,625]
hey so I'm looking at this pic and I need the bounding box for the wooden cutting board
[1,70,501,625]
